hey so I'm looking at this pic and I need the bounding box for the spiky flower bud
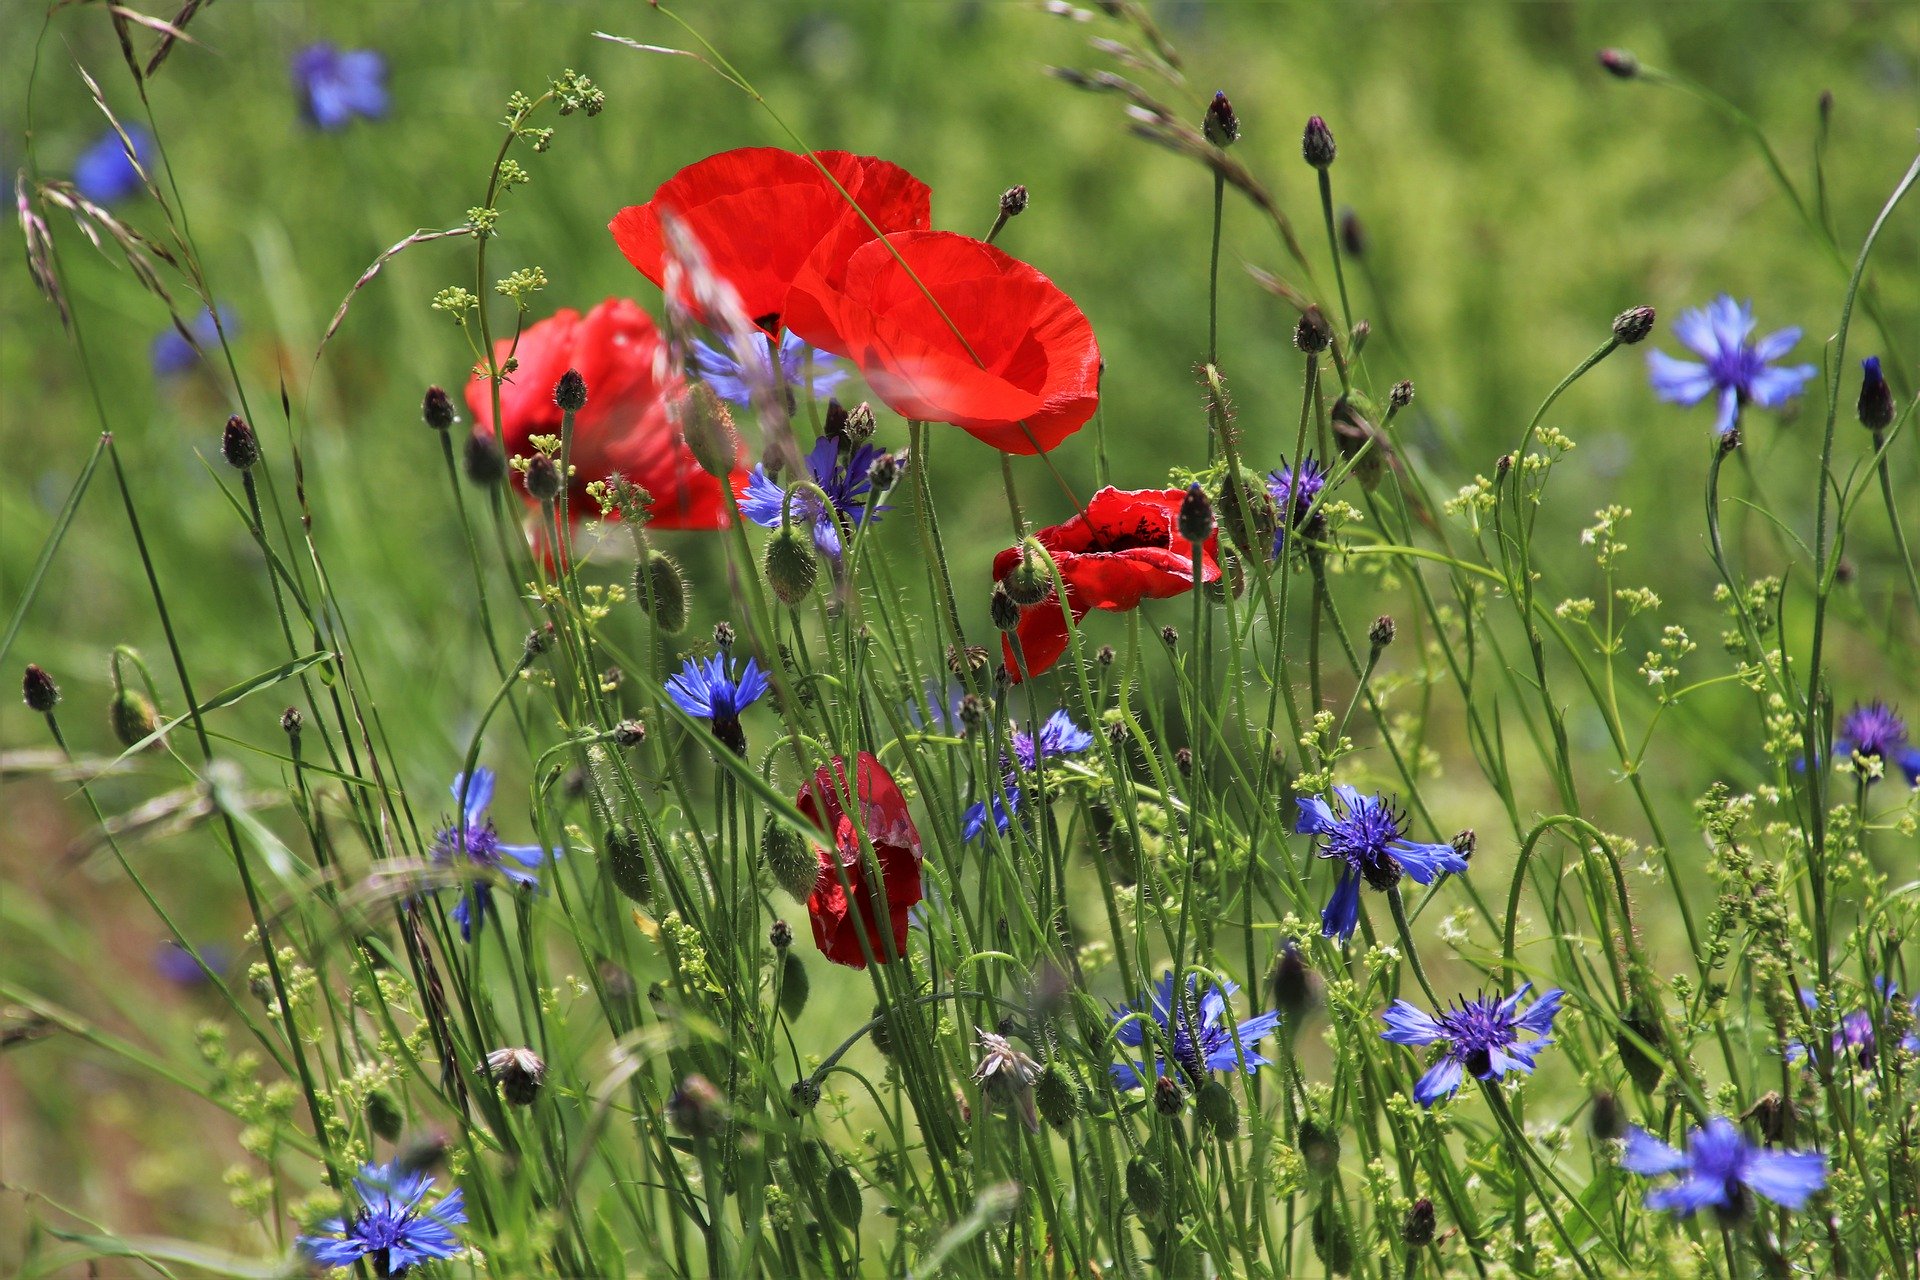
[1390,380,1415,410]
[1204,90,1240,147]
[1096,645,1116,666]
[842,401,877,446]
[1174,746,1193,775]
[482,1046,547,1106]
[1612,305,1656,346]
[221,415,260,471]
[1035,1063,1079,1130]
[1159,625,1179,649]
[777,950,810,1020]
[1152,1075,1184,1116]
[1000,185,1029,217]
[1196,1080,1239,1139]
[1369,615,1396,652]
[422,385,455,430]
[614,718,646,748]
[990,582,1021,632]
[464,427,506,487]
[957,693,988,736]
[667,1074,725,1139]
[770,919,793,949]
[1597,48,1639,78]
[1293,307,1332,354]
[765,525,819,606]
[553,367,587,412]
[1349,319,1371,354]
[1302,115,1337,169]
[713,621,735,649]
[1859,355,1895,431]
[866,449,900,491]
[1339,208,1366,257]
[606,825,651,905]
[1125,1155,1165,1218]
[1402,1198,1436,1247]
[1177,482,1215,544]
[679,384,740,479]
[524,453,561,504]
[21,664,59,713]
[633,550,689,634]
[523,623,554,663]
[763,818,819,903]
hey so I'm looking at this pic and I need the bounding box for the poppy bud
[1125,1154,1166,1219]
[1196,1080,1239,1139]
[605,825,651,906]
[1000,185,1029,218]
[613,718,646,748]
[764,525,818,606]
[1203,90,1240,147]
[777,949,809,1020]
[553,367,587,413]
[825,1165,863,1229]
[1597,47,1639,78]
[667,1073,725,1140]
[762,817,818,902]
[1152,1075,1184,1116]
[866,449,901,491]
[524,453,561,504]
[1390,380,1415,411]
[843,401,877,446]
[21,664,59,713]
[110,688,160,749]
[281,706,303,739]
[1177,482,1215,544]
[482,1046,546,1106]
[990,582,1021,632]
[1294,307,1332,354]
[1270,941,1319,1020]
[1298,1117,1341,1182]
[1369,615,1396,652]
[634,550,689,634]
[1339,208,1366,257]
[422,385,455,430]
[1588,1090,1623,1141]
[789,1076,821,1112]
[220,414,260,471]
[1004,545,1051,606]
[1401,1198,1436,1247]
[1858,356,1895,431]
[1035,1063,1079,1130]
[366,1089,404,1141]
[464,427,506,486]
[680,384,741,479]
[1302,115,1337,169]
[1612,305,1657,346]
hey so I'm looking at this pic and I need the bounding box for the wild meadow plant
[7,4,1920,1278]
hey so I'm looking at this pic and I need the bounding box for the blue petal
[1747,362,1817,409]
[1412,1057,1463,1107]
[1387,839,1468,884]
[452,768,494,823]
[1320,869,1362,940]
[1295,795,1337,836]
[1646,1176,1730,1217]
[1619,1127,1688,1176]
[1514,987,1564,1037]
[1741,1149,1826,1208]
[1646,351,1715,405]
[1712,384,1741,437]
[1379,999,1445,1046]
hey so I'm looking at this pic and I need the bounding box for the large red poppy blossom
[993,487,1223,680]
[785,230,1101,455]
[800,752,924,969]
[465,299,743,533]
[609,148,931,336]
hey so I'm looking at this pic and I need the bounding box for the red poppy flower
[609,148,931,336]
[785,230,1101,455]
[993,487,1223,680]
[800,752,924,969]
[465,298,743,533]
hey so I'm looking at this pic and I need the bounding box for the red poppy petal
[1004,595,1088,683]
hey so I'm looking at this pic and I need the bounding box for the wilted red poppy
[785,230,1101,455]
[465,298,743,533]
[609,148,931,336]
[800,752,924,969]
[993,487,1223,680]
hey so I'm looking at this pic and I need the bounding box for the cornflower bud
[770,920,793,949]
[524,453,561,504]
[1177,482,1215,544]
[843,401,877,446]
[1095,645,1116,667]
[613,719,646,748]
[464,427,506,487]
[866,449,900,490]
[1720,425,1742,456]
[1196,1080,1239,1139]
[1000,185,1029,218]
[713,621,735,649]
[1451,829,1477,862]
[522,624,553,662]
[667,1074,724,1140]
[1858,356,1895,431]
[1035,1063,1079,1130]
[789,1077,821,1112]
[1203,90,1240,147]
[1152,1075,1184,1116]
[1369,615,1396,652]
[553,367,587,412]
[958,693,988,735]
[1401,1198,1436,1247]
[21,664,59,713]
[1389,379,1415,410]
[1299,1117,1341,1182]
[221,415,260,471]
[1612,305,1657,345]
[281,706,303,740]
[1174,746,1193,775]
[1160,625,1179,649]
[1597,47,1639,78]
[422,385,455,430]
[1349,319,1371,354]
[1302,115,1337,169]
[482,1046,546,1106]
[1294,307,1332,354]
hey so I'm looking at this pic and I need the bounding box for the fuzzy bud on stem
[422,385,456,430]
[1204,90,1240,147]
[553,367,587,412]
[222,415,260,471]
[1612,305,1656,345]
[1858,355,1895,431]
[1302,115,1337,169]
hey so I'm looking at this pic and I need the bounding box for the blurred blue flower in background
[292,43,390,130]
[694,332,846,406]
[73,125,152,204]
[151,306,234,377]
[1620,1118,1826,1218]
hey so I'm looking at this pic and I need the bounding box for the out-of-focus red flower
[465,299,743,533]
[800,752,924,969]
[786,230,1101,455]
[993,487,1222,680]
[609,148,931,336]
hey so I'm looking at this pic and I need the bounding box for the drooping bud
[606,825,652,905]
[1035,1063,1079,1131]
[1203,90,1240,148]
[1401,1198,1436,1247]
[1152,1075,1184,1116]
[1000,185,1029,218]
[482,1046,547,1106]
[1612,305,1656,345]
[633,550,689,634]
[763,817,819,902]
[1293,306,1333,354]
[1004,545,1052,606]
[1858,355,1895,431]
[553,367,587,413]
[1177,482,1215,544]
[777,950,810,1020]
[524,453,561,504]
[422,385,455,430]
[21,664,59,713]
[1125,1154,1166,1219]
[1302,115,1337,170]
[972,1029,1042,1132]
[221,415,260,471]
[990,583,1021,632]
[110,688,160,749]
[1196,1080,1239,1139]
[679,383,741,478]
[464,427,506,487]
[667,1073,725,1140]
[764,525,819,606]
[1597,48,1640,78]
[1270,941,1319,1020]
[1298,1117,1341,1183]
[1368,615,1396,652]
[1339,208,1366,257]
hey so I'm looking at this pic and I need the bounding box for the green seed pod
[1298,1117,1341,1184]
[680,383,741,479]
[1196,1080,1239,1140]
[109,688,159,749]
[634,550,688,635]
[1003,546,1051,607]
[1214,466,1278,558]
[764,525,818,606]
[762,817,819,902]
[776,950,809,1021]
[1617,1006,1666,1094]
[1034,1063,1079,1131]
[605,825,651,906]
[365,1089,404,1142]
[825,1165,863,1230]
[1125,1154,1165,1220]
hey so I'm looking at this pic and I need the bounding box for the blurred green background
[4,0,1918,1258]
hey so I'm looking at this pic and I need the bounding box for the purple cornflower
[299,1160,465,1274]
[1267,454,1327,557]
[664,651,769,755]
[151,306,234,377]
[1619,1117,1826,1220]
[1834,700,1920,786]
[1295,785,1469,940]
[1109,970,1283,1089]
[1380,984,1563,1107]
[291,44,390,131]
[430,768,545,942]
[1646,296,1816,436]
[694,331,846,407]
[73,126,152,205]
[739,435,887,560]
[963,710,1093,841]
[1788,980,1916,1069]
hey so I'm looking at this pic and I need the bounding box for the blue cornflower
[1109,970,1283,1089]
[151,305,234,377]
[1834,700,1920,787]
[73,126,152,205]
[1788,980,1916,1069]
[693,331,847,407]
[1380,984,1563,1107]
[291,43,390,131]
[1267,454,1328,557]
[1295,785,1469,940]
[962,710,1094,841]
[739,435,887,560]
[1619,1117,1826,1219]
[299,1160,466,1275]
[1646,296,1816,436]
[431,768,545,942]
[665,651,770,755]
[154,941,227,988]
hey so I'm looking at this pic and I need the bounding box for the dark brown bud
[1742,1091,1796,1146]
[1389,380,1415,411]
[770,919,793,950]
[464,427,506,487]
[1204,90,1240,147]
[1451,829,1476,861]
[524,453,561,503]
[1000,185,1029,217]
[990,583,1021,632]
[553,368,587,412]
[1858,356,1895,431]
[1368,615,1396,652]
[1588,1090,1623,1141]
[713,621,735,649]
[614,718,646,748]
[1612,306,1657,345]
[1401,1198,1436,1247]
[422,385,456,430]
[1159,625,1179,649]
[1152,1074,1184,1116]
[1177,482,1215,544]
[1293,307,1332,354]
[1339,208,1366,258]
[1270,941,1319,1019]
[1302,115,1336,169]
[1095,645,1116,667]
[221,415,260,470]
[1174,746,1193,775]
[21,664,59,713]
[280,706,303,739]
